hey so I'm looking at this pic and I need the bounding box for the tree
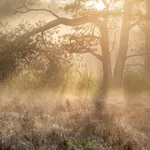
[113,0,132,87]
[144,0,150,74]
[14,0,116,110]
[0,22,73,88]
[11,0,147,111]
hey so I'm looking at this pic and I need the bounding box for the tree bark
[94,20,112,112]
[100,21,112,100]
[144,0,150,73]
[113,0,132,87]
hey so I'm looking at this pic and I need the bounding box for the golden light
[41,0,106,10]
[86,0,105,10]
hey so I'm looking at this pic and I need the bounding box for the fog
[0,0,150,149]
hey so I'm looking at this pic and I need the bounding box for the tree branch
[69,35,103,61]
[130,18,144,30]
[14,5,59,18]
[102,0,113,9]
[138,23,146,33]
[15,5,148,42]
[126,53,150,60]
[18,15,103,42]
[88,51,103,61]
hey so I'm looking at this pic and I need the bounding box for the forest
[0,0,150,149]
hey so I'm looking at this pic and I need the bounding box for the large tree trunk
[113,0,132,87]
[144,0,150,73]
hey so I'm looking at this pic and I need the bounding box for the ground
[0,88,150,150]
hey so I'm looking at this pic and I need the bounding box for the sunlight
[41,0,105,10]
[85,0,105,10]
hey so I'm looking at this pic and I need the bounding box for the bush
[0,22,73,89]
[76,66,101,98]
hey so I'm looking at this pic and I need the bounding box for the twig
[126,53,150,60]
[14,4,59,18]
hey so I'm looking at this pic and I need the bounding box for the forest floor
[0,88,150,150]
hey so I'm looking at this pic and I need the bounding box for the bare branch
[88,51,103,61]
[102,0,108,7]
[138,23,146,33]
[73,37,103,61]
[102,0,113,8]
[0,21,8,32]
[17,15,104,42]
[14,5,59,18]
[126,53,150,60]
[15,5,149,42]
[130,19,144,30]
[68,35,103,61]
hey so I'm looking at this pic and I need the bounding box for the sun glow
[41,0,106,10]
[86,0,105,10]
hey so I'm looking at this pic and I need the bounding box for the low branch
[130,18,144,30]
[15,5,149,42]
[70,36,103,61]
[18,16,103,42]
[15,7,129,42]
[126,53,150,60]
[88,51,103,61]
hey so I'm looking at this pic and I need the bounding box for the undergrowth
[0,89,150,150]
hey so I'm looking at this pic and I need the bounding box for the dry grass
[0,88,150,150]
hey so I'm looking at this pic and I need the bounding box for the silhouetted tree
[144,0,150,74]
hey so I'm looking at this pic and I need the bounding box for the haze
[0,0,150,150]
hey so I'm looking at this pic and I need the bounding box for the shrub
[76,66,101,98]
[0,22,73,89]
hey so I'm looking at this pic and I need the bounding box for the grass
[0,68,150,149]
[0,86,150,150]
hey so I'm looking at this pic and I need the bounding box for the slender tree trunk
[144,0,150,73]
[100,21,112,100]
[113,0,132,87]
[95,20,112,111]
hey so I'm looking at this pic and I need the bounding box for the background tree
[144,0,150,74]
[113,0,132,87]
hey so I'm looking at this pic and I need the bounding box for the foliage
[67,136,100,150]
[0,22,36,81]
[76,66,101,97]
[0,22,73,89]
